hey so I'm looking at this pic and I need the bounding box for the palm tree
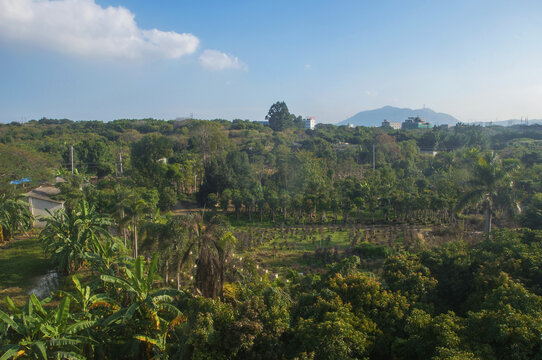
[0,193,33,243]
[194,216,237,298]
[455,152,519,237]
[141,214,197,290]
[111,185,133,247]
[120,190,150,258]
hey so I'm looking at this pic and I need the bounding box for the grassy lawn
[0,236,52,306]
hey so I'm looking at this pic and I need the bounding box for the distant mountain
[338,106,459,127]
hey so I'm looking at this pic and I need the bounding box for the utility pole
[372,143,376,170]
[70,145,74,173]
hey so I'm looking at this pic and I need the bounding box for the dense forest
[1,111,542,359]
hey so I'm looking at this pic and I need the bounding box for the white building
[382,119,401,130]
[303,116,316,130]
[26,185,64,227]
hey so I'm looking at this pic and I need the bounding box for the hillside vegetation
[1,116,542,359]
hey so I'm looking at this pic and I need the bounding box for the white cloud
[199,49,246,70]
[0,0,199,59]
[304,64,311,70]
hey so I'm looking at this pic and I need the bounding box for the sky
[1,0,542,124]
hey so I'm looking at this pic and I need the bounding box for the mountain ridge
[338,106,459,127]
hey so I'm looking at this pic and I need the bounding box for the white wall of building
[28,197,63,227]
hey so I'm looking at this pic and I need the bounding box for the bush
[352,242,391,259]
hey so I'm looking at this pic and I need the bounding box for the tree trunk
[176,260,181,290]
[121,209,126,247]
[132,218,138,258]
[164,259,169,285]
[485,201,492,238]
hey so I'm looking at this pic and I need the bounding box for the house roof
[26,185,64,204]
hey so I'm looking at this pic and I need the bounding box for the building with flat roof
[402,116,432,130]
[382,119,401,130]
[303,116,316,130]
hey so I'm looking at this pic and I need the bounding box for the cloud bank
[0,0,199,59]
[199,49,247,70]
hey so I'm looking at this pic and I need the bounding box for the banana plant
[40,199,112,274]
[100,254,183,356]
[0,193,33,243]
[85,236,130,276]
[56,275,118,321]
[0,294,92,359]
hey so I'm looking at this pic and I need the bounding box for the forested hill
[339,106,459,126]
[1,118,541,231]
[2,117,542,358]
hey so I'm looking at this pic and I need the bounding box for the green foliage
[63,138,114,177]
[266,101,294,131]
[522,192,542,229]
[455,152,519,235]
[421,241,473,313]
[0,193,33,242]
[130,133,173,183]
[2,119,542,358]
[0,294,89,359]
[353,242,392,259]
[383,252,438,307]
[39,199,112,274]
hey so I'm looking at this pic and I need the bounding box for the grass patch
[0,236,52,306]
[240,228,353,274]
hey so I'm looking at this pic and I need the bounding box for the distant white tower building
[303,116,316,130]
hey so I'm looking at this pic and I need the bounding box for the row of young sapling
[228,223,446,273]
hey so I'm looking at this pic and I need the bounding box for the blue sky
[1,0,542,124]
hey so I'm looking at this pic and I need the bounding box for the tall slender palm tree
[141,214,197,290]
[111,185,132,247]
[455,152,519,237]
[120,191,150,258]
